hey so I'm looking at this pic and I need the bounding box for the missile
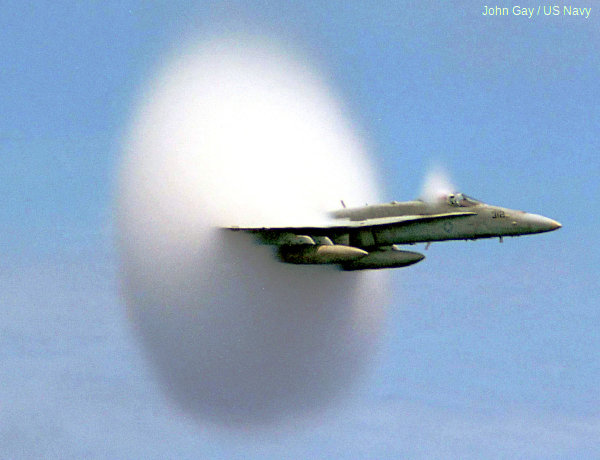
[341,248,424,270]
[278,244,368,264]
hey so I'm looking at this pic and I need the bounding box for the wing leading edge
[225,211,475,269]
[226,211,476,241]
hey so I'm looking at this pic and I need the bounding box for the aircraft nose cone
[527,214,562,233]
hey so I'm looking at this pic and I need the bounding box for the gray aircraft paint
[231,192,561,269]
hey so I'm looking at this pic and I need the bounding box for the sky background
[2,1,599,458]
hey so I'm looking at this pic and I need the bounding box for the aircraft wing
[226,211,476,244]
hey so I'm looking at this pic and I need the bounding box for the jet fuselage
[228,192,561,270]
[331,194,561,247]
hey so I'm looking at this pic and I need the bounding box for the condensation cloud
[117,39,388,428]
[421,165,455,202]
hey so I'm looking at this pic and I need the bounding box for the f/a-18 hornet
[228,192,561,270]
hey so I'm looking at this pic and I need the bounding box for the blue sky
[2,1,599,458]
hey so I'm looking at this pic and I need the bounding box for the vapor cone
[117,39,388,428]
[420,165,455,202]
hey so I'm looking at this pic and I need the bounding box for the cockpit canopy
[446,193,483,207]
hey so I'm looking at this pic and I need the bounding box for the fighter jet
[227,192,561,270]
